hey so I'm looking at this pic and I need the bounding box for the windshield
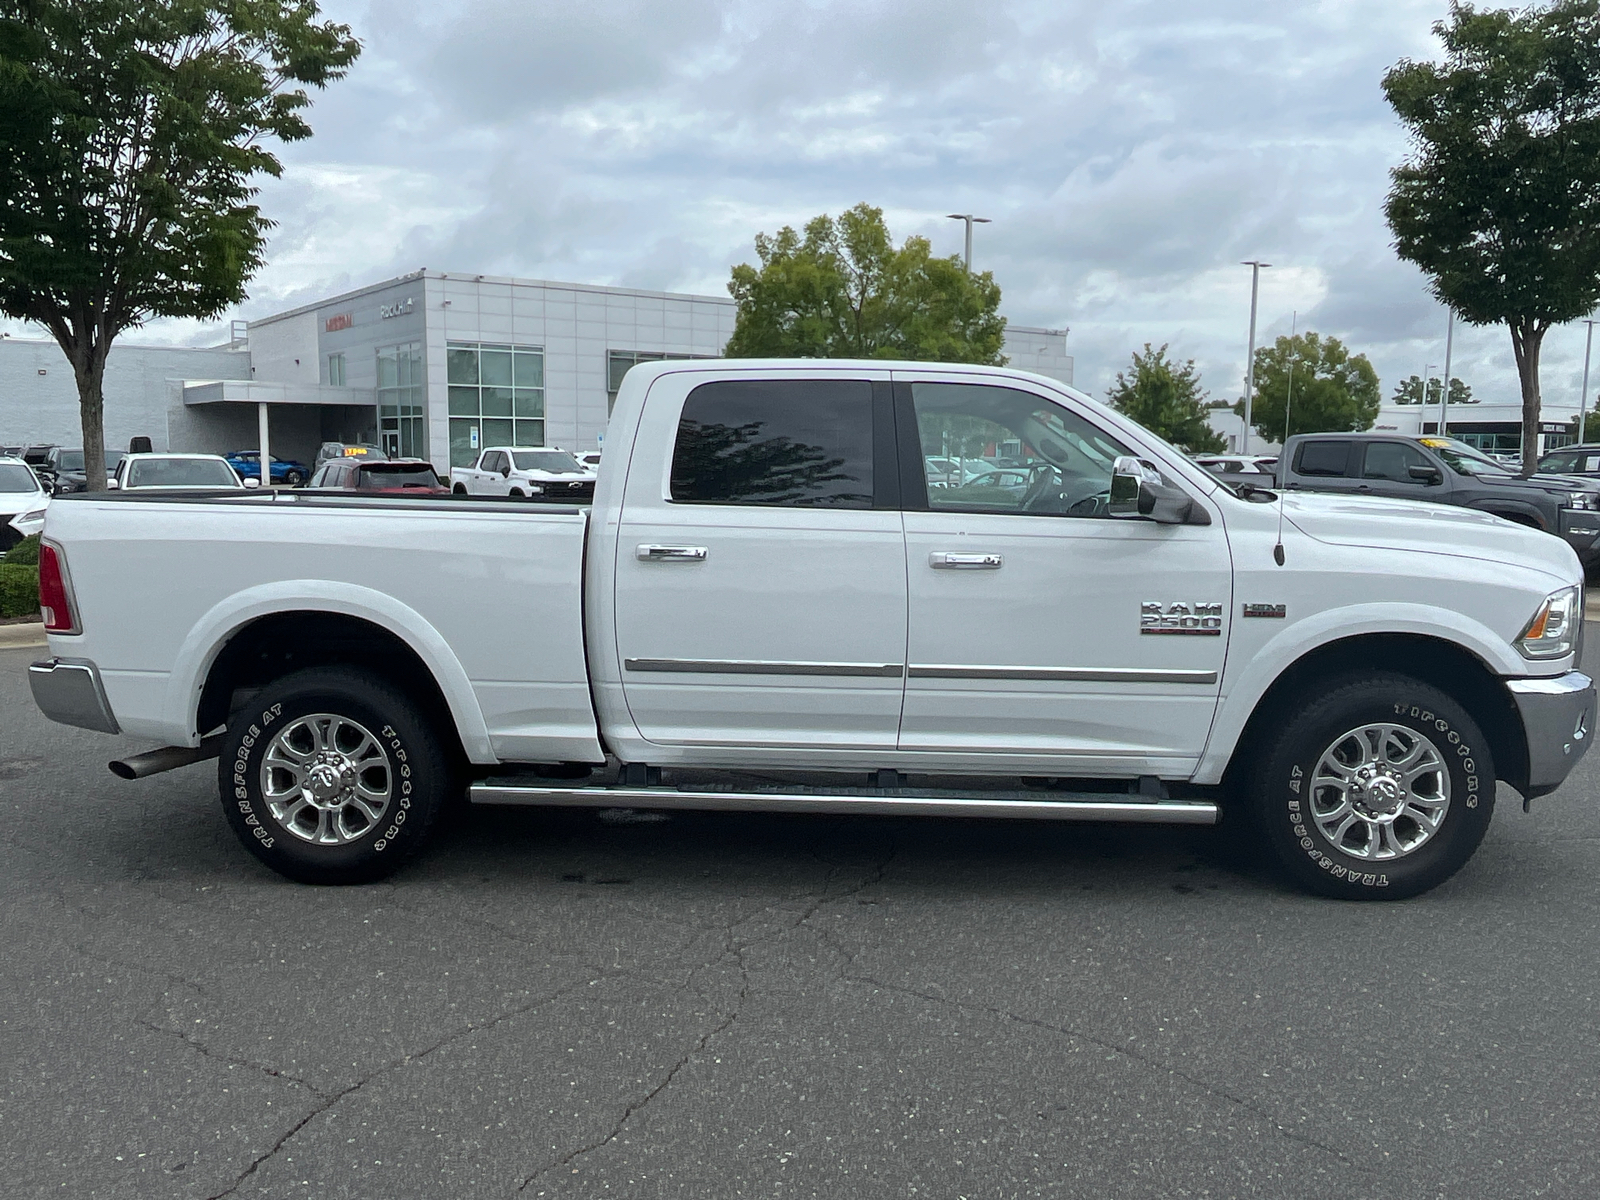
[511,450,582,472]
[0,463,40,493]
[126,458,240,488]
[56,450,84,472]
[1418,438,1514,477]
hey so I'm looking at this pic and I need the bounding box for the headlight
[1569,492,1600,509]
[528,484,544,494]
[1517,585,1582,659]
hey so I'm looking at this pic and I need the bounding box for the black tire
[284,469,306,486]
[218,665,454,884]
[1248,672,1495,900]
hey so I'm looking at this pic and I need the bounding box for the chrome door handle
[636,544,708,562]
[929,552,1003,569]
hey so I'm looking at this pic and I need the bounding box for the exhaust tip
[107,760,138,780]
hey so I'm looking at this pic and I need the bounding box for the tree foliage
[1392,374,1474,404]
[1242,331,1381,442]
[0,1,360,487]
[1105,344,1225,453]
[1384,0,1600,475]
[725,203,1006,363]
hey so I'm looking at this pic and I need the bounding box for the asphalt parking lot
[3,640,1599,1200]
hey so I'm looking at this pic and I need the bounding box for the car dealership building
[0,269,1075,473]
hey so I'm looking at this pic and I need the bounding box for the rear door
[1284,438,1362,495]
[612,370,907,750]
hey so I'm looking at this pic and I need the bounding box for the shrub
[0,563,39,618]
[5,534,40,566]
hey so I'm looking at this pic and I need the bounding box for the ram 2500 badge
[28,360,1595,899]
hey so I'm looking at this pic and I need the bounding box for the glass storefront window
[327,353,346,387]
[377,342,425,459]
[446,341,546,466]
[606,349,712,414]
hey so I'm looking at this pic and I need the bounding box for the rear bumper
[29,656,121,735]
[1506,671,1594,799]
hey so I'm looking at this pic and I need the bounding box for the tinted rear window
[670,379,873,508]
[1295,440,1353,477]
[358,463,441,488]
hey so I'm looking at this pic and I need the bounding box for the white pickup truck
[448,446,595,501]
[28,360,1595,899]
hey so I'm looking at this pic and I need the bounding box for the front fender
[1192,602,1534,786]
[165,580,496,762]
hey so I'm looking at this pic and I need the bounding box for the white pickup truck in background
[448,446,596,501]
[28,359,1595,899]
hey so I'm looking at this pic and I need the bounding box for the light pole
[1241,261,1271,454]
[1439,308,1455,437]
[946,214,991,271]
[1581,319,1598,445]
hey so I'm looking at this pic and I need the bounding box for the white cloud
[9,0,1595,409]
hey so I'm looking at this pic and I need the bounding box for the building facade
[0,270,1073,472]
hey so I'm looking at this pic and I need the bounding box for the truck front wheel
[217,666,453,884]
[1248,672,1495,900]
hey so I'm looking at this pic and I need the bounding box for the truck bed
[42,490,601,763]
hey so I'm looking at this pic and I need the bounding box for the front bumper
[1506,670,1595,799]
[29,657,121,735]
[1558,508,1600,566]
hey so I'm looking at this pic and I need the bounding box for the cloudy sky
[13,0,1599,407]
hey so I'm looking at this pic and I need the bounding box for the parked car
[29,360,1593,902]
[1538,443,1600,477]
[307,457,448,494]
[225,450,309,487]
[0,456,49,552]
[1194,454,1278,477]
[316,442,388,465]
[576,451,602,473]
[1278,432,1600,573]
[449,447,595,500]
[36,446,124,494]
[109,453,254,490]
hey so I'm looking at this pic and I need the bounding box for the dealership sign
[380,298,416,320]
[324,313,352,332]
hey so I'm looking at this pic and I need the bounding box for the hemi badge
[1242,603,1286,619]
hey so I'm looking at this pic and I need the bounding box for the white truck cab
[449,446,595,501]
[27,359,1595,900]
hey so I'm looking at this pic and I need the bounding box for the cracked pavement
[4,642,1600,1199]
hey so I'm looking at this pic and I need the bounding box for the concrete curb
[0,622,45,650]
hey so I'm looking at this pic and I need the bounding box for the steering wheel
[1020,463,1062,511]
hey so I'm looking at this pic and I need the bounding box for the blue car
[225,450,309,486]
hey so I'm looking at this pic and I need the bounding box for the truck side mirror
[500,465,511,478]
[106,477,119,490]
[1408,464,1443,484]
[1110,456,1205,525]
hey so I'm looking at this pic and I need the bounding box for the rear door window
[1295,440,1354,477]
[670,379,874,508]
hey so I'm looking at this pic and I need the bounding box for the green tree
[725,203,1006,363]
[0,1,360,489]
[1105,344,1225,453]
[1392,374,1474,404]
[1384,1,1600,476]
[1242,331,1381,442]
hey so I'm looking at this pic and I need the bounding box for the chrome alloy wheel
[1310,723,1451,861]
[261,713,393,845]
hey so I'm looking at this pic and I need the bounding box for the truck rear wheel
[1248,672,1495,900]
[217,666,453,884]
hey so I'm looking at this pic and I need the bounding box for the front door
[895,373,1231,774]
[613,371,908,750]
[1356,440,1452,502]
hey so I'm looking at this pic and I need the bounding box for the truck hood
[1279,491,1579,582]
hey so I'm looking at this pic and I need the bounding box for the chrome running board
[468,782,1218,825]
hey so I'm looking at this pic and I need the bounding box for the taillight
[38,540,80,634]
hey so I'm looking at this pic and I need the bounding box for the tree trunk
[68,340,110,493]
[1509,319,1546,479]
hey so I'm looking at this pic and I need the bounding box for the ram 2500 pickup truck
[28,360,1596,899]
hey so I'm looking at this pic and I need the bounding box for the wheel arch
[170,584,495,763]
[1219,633,1528,795]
